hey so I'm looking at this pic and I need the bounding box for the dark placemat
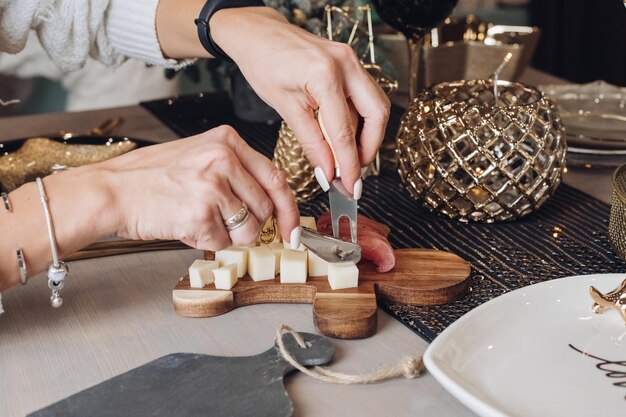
[142,93,626,342]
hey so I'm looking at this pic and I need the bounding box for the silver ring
[224,206,250,231]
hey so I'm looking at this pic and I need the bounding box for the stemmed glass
[371,0,459,100]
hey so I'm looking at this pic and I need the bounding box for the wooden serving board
[173,249,471,339]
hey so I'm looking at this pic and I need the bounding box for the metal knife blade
[300,227,361,264]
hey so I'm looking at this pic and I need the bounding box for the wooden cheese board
[173,248,471,339]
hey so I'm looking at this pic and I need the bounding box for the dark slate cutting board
[29,332,334,417]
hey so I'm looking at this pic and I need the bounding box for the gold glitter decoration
[0,137,136,191]
[396,79,567,223]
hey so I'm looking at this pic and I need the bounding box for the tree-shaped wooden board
[173,249,471,339]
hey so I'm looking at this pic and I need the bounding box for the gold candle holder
[396,79,567,223]
[609,163,626,260]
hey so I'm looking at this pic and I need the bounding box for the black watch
[194,0,265,62]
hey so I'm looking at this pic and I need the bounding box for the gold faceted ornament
[396,79,567,223]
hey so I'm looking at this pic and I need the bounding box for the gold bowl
[419,15,541,90]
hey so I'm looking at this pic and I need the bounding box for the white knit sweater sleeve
[0,0,192,72]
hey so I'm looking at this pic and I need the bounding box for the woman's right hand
[100,125,300,250]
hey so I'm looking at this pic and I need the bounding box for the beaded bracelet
[36,178,67,308]
[0,192,8,315]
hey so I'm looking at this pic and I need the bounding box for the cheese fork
[317,113,359,244]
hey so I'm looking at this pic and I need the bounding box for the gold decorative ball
[396,79,567,223]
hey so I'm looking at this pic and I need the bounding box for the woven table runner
[142,93,626,342]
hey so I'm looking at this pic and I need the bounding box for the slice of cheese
[280,249,307,283]
[308,251,328,277]
[327,262,359,290]
[215,247,248,278]
[268,241,286,273]
[213,263,238,290]
[300,216,317,231]
[248,245,276,281]
[189,259,219,288]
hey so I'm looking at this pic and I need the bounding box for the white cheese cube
[235,243,258,248]
[248,245,276,281]
[308,251,328,277]
[283,242,306,251]
[215,247,248,278]
[268,242,286,273]
[188,259,219,288]
[280,249,308,283]
[213,264,238,290]
[300,216,317,231]
[327,263,359,290]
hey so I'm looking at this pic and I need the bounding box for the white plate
[424,274,626,417]
[539,81,626,151]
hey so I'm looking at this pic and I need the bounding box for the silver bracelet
[16,248,28,285]
[36,177,67,308]
[1,192,10,212]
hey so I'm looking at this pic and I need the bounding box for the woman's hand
[103,126,300,250]
[0,126,299,290]
[210,8,391,196]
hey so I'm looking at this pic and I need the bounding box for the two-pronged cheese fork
[317,113,359,244]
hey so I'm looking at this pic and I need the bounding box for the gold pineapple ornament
[273,123,322,203]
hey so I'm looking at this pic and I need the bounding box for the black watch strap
[194,0,265,62]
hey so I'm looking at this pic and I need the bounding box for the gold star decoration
[590,278,626,325]
[0,137,136,192]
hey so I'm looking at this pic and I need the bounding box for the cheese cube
[248,245,276,281]
[215,247,248,278]
[308,251,328,277]
[188,259,219,288]
[213,263,238,290]
[300,216,317,231]
[327,263,359,290]
[236,243,257,248]
[280,249,308,283]
[283,242,306,251]
[268,242,286,273]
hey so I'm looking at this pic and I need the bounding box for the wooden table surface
[0,68,621,417]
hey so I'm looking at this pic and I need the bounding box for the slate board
[29,332,334,417]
